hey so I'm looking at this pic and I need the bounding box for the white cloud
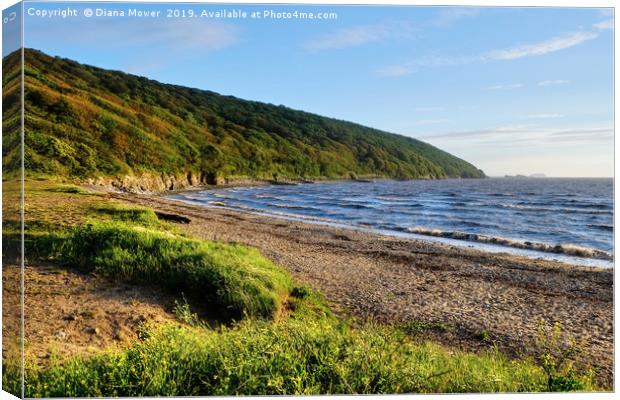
[381,30,598,77]
[379,54,478,76]
[431,8,479,27]
[548,128,613,141]
[26,18,240,75]
[593,19,613,31]
[537,79,570,86]
[380,64,417,77]
[485,31,598,60]
[29,18,239,52]
[420,124,533,140]
[418,124,612,177]
[304,22,414,52]
[487,83,523,90]
[523,113,564,119]
[119,20,239,73]
[419,125,612,146]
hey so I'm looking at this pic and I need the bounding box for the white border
[0,1,616,400]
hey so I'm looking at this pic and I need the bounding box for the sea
[170,178,614,268]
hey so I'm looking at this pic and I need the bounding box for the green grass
[44,184,91,195]
[92,204,163,227]
[401,320,451,336]
[13,191,292,321]
[53,221,291,320]
[3,314,595,397]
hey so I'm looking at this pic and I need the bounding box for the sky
[11,2,615,177]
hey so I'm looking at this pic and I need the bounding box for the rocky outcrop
[85,172,335,194]
[85,172,270,193]
[86,171,203,193]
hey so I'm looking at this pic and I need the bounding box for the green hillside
[4,49,484,186]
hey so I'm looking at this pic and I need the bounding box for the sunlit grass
[5,313,595,397]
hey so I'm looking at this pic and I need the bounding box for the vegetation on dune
[3,49,484,183]
[7,183,291,321]
[22,213,292,320]
[63,222,292,320]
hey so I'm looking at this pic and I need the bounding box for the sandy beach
[110,190,614,386]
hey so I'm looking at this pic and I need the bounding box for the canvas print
[1,1,614,397]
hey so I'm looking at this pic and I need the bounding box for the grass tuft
[92,204,162,227]
[57,221,292,320]
[45,185,91,195]
[401,320,451,336]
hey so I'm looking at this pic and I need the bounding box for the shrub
[535,320,593,392]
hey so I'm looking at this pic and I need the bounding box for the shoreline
[110,190,613,386]
[83,174,491,196]
[168,196,614,268]
[83,174,399,195]
[164,182,613,268]
[86,174,613,197]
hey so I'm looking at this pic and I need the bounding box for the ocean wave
[340,203,375,210]
[450,201,485,207]
[377,196,408,202]
[405,227,613,260]
[499,203,611,215]
[459,220,489,228]
[268,203,315,211]
[587,224,614,232]
[172,179,612,263]
[566,202,610,210]
[254,194,287,201]
[513,200,611,210]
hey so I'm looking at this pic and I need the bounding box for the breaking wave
[405,227,613,261]
[172,178,613,265]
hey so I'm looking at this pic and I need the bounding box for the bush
[535,320,594,392]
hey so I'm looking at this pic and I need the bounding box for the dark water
[171,178,613,267]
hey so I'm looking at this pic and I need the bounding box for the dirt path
[2,263,182,366]
[112,192,614,386]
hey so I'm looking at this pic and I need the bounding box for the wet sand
[111,191,614,386]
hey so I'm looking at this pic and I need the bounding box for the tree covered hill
[3,49,484,186]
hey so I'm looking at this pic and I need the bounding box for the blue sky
[17,2,615,177]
